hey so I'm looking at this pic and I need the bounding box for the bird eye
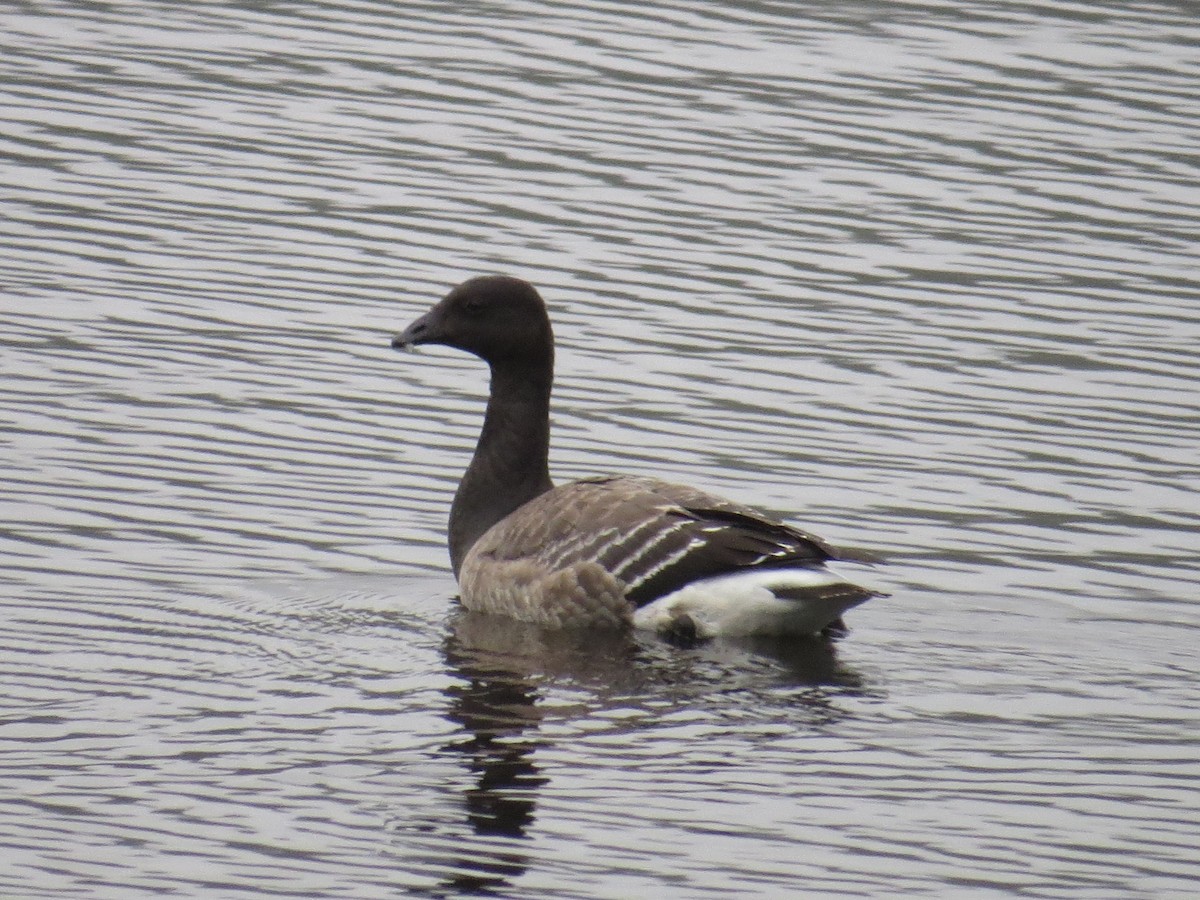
[463,295,486,315]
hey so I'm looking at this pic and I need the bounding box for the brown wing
[469,475,840,608]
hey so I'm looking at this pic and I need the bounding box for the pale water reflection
[3,0,1199,896]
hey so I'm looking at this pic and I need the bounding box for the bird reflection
[427,605,866,894]
[431,608,638,894]
[440,628,548,840]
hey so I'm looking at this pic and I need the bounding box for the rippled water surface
[3,0,1199,896]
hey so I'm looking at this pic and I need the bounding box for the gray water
[3,0,1199,896]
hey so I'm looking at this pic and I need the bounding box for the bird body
[393,275,876,638]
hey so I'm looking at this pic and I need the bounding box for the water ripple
[3,0,1199,896]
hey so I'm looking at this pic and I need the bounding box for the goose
[392,275,877,639]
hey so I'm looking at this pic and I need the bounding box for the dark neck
[448,356,554,575]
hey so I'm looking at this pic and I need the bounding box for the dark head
[392,275,553,370]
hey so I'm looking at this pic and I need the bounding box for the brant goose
[392,275,877,639]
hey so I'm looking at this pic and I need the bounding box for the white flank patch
[632,567,860,638]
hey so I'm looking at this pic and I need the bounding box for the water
[3,0,1198,896]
